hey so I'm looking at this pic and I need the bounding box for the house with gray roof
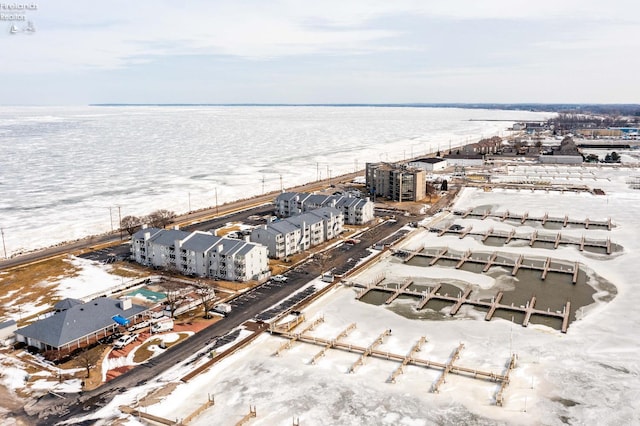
[251,207,344,259]
[131,228,269,282]
[275,192,373,225]
[14,297,149,356]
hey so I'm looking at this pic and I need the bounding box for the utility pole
[117,206,122,240]
[215,187,219,215]
[279,174,283,192]
[1,227,7,259]
[316,162,320,181]
[261,176,265,194]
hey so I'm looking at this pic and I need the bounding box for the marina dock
[399,248,582,284]
[353,280,571,333]
[434,225,613,254]
[270,319,515,406]
[453,209,612,230]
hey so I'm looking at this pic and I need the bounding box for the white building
[251,207,344,258]
[131,228,269,282]
[408,157,447,172]
[274,192,374,225]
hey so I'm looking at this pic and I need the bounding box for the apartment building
[251,207,344,258]
[274,192,374,225]
[131,228,269,282]
[365,162,426,202]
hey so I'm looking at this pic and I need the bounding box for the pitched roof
[132,227,163,240]
[180,231,219,252]
[275,192,301,202]
[308,207,342,220]
[16,297,148,348]
[150,229,190,246]
[53,298,84,311]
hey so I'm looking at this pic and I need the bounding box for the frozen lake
[0,106,549,256]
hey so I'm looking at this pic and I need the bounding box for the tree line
[120,209,177,235]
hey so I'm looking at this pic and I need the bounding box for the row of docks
[269,318,518,406]
[496,173,610,182]
[354,279,571,333]
[398,247,582,284]
[435,223,613,254]
[453,208,613,230]
[465,181,597,194]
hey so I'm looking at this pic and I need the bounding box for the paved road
[0,172,361,271]
[28,214,413,425]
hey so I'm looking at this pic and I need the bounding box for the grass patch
[214,223,242,237]
[0,256,79,318]
[133,333,190,363]
[108,262,148,279]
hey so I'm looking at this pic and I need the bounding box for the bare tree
[76,347,101,379]
[146,209,177,229]
[191,281,216,317]
[120,215,142,236]
[160,281,188,318]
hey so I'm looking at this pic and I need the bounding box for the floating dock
[354,279,572,333]
[399,248,581,284]
[453,209,612,230]
[436,226,613,253]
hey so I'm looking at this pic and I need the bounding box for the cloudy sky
[2,0,639,104]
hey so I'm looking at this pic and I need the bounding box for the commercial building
[131,228,269,282]
[14,297,149,357]
[365,162,426,202]
[274,192,374,225]
[408,157,447,172]
[251,207,344,258]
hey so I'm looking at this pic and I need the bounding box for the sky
[1,0,639,105]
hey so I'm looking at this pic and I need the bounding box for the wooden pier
[495,354,517,406]
[385,279,414,304]
[436,226,613,254]
[310,323,357,365]
[388,337,427,383]
[432,343,464,393]
[274,316,325,356]
[353,276,572,332]
[270,325,514,405]
[453,209,612,230]
[400,248,581,285]
[348,329,392,373]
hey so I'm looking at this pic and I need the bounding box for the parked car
[209,303,232,316]
[272,275,288,282]
[113,334,137,349]
[127,320,150,332]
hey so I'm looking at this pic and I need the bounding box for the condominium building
[131,228,269,282]
[365,162,426,202]
[274,192,374,225]
[251,207,344,258]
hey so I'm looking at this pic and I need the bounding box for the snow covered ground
[4,165,640,425]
